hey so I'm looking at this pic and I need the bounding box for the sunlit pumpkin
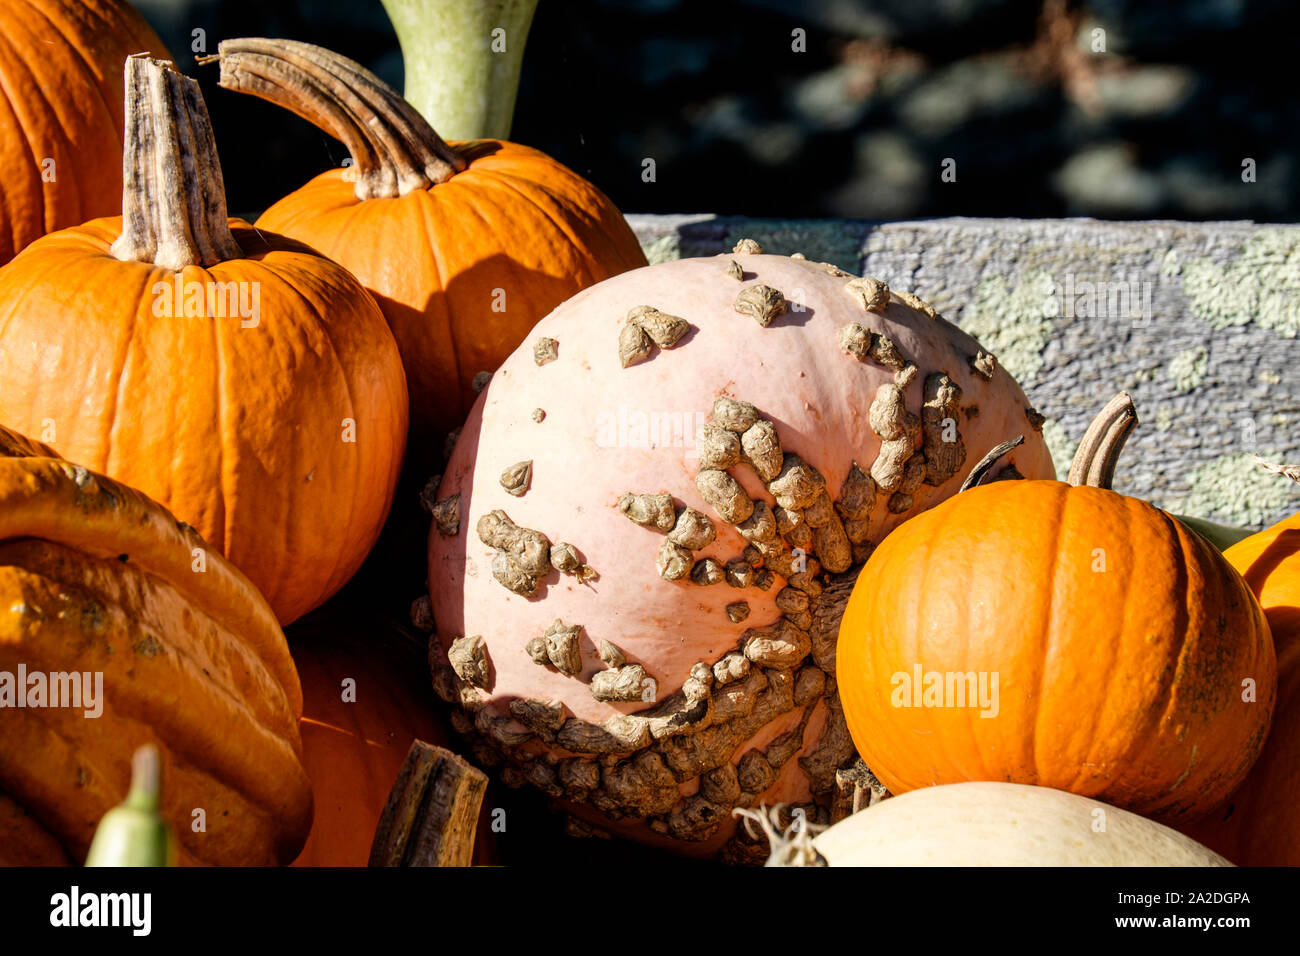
[837,394,1277,824]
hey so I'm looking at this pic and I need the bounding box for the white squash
[744,782,1231,866]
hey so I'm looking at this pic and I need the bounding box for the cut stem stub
[110,55,242,270]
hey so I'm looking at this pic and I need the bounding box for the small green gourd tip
[85,744,175,868]
[126,744,161,811]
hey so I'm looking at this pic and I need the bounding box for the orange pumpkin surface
[289,609,494,866]
[0,0,169,263]
[0,423,312,867]
[837,396,1277,825]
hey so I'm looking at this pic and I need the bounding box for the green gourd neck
[380,0,540,141]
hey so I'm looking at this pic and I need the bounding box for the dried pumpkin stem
[110,55,242,270]
[960,436,1025,492]
[1068,391,1137,490]
[201,38,466,200]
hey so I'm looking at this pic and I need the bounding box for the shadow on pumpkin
[286,600,497,867]
[1240,528,1300,636]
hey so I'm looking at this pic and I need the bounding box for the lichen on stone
[1167,450,1300,527]
[1180,229,1300,338]
[1168,346,1209,394]
[957,268,1056,381]
[1041,417,1073,481]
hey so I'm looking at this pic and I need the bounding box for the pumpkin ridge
[250,258,367,610]
[208,270,233,566]
[100,261,155,480]
[1030,481,1070,785]
[0,32,47,247]
[0,570,305,804]
[24,0,123,155]
[0,228,74,348]
[955,496,992,784]
[1110,499,1195,812]
[0,538,299,739]
[409,186,462,401]
[917,480,961,783]
[1068,484,1139,795]
[475,156,626,275]
[0,459,300,708]
[1162,509,1239,814]
[0,544,302,740]
[471,166,604,290]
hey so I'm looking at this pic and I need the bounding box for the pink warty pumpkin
[427,246,1054,858]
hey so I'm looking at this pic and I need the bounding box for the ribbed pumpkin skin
[0,0,168,263]
[256,140,647,470]
[838,480,1277,825]
[288,616,494,867]
[0,219,408,625]
[0,426,313,865]
[1183,515,1300,863]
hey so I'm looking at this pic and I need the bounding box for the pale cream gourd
[751,782,1232,867]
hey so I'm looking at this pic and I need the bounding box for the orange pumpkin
[289,606,494,866]
[1183,471,1300,864]
[0,55,407,625]
[0,0,168,263]
[837,394,1277,824]
[0,422,312,867]
[205,38,647,477]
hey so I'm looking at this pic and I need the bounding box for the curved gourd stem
[960,436,1025,492]
[1072,392,1265,549]
[1068,391,1136,489]
[201,39,466,201]
[110,55,242,270]
[380,0,540,141]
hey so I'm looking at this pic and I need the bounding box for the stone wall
[628,214,1300,527]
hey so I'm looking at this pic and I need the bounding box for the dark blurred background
[136,0,1300,221]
